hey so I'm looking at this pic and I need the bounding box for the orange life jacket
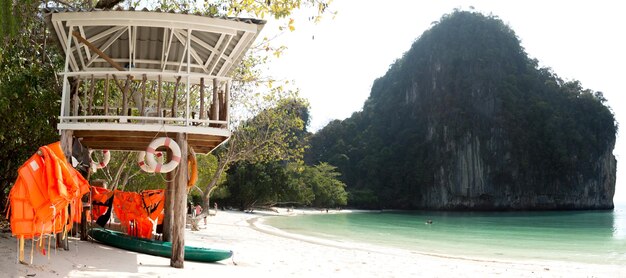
[8,142,89,238]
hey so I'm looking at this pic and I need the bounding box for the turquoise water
[264,205,626,264]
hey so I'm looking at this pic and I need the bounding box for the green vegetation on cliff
[306,11,617,210]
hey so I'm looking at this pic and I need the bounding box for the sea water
[264,205,626,264]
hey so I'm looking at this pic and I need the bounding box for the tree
[0,1,62,210]
[201,97,310,211]
[303,162,347,208]
[224,161,288,211]
[222,161,347,211]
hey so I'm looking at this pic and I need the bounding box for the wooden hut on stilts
[43,8,265,268]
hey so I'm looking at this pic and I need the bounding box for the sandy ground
[1,209,625,278]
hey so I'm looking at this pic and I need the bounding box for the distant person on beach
[195,204,202,217]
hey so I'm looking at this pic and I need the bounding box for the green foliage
[224,161,289,210]
[302,162,347,207]
[223,161,346,210]
[0,1,62,210]
[305,11,617,209]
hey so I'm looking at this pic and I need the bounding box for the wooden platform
[74,130,227,154]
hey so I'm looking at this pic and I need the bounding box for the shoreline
[249,209,617,266]
[1,209,625,277]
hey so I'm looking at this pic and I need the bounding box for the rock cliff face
[307,11,617,210]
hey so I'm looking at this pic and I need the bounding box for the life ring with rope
[89,149,111,173]
[137,151,165,173]
[145,137,181,173]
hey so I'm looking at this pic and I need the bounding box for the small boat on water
[89,228,233,262]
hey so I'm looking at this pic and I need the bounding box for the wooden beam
[85,27,126,67]
[171,133,188,268]
[71,31,125,71]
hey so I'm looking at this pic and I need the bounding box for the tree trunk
[170,133,188,268]
[201,158,229,214]
[110,152,131,190]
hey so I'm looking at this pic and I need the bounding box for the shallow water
[264,205,626,264]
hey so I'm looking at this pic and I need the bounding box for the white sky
[262,0,626,204]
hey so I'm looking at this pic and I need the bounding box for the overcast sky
[262,0,626,203]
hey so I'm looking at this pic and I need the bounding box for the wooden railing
[60,72,230,130]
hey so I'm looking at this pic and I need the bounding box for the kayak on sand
[89,228,233,262]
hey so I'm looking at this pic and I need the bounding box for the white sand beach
[1,209,625,278]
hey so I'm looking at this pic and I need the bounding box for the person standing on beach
[195,204,202,218]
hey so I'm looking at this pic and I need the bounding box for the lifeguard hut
[44,8,265,268]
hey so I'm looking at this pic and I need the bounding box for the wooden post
[141,74,147,116]
[171,133,188,268]
[157,75,162,117]
[171,76,181,118]
[82,78,88,117]
[88,75,95,115]
[73,78,81,120]
[18,236,25,263]
[59,130,73,250]
[122,75,133,119]
[211,79,219,127]
[199,78,205,120]
[72,94,79,119]
[162,148,174,242]
[224,80,230,128]
[104,74,109,116]
[80,205,88,240]
[218,89,226,128]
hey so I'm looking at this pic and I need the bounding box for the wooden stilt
[80,205,88,241]
[162,148,174,242]
[59,130,73,251]
[18,236,25,263]
[170,132,188,268]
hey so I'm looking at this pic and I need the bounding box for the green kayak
[89,228,233,262]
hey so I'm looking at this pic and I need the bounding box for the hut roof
[44,8,266,83]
